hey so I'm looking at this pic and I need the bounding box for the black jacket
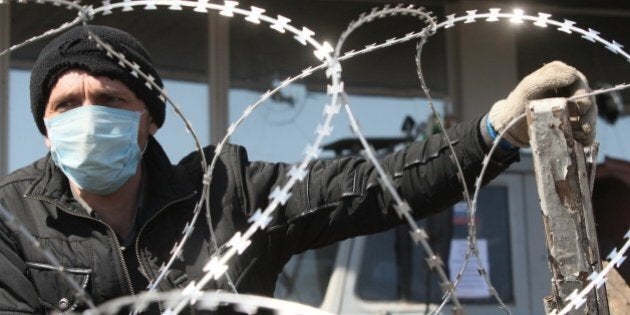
[0,117,516,313]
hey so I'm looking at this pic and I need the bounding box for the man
[0,25,595,313]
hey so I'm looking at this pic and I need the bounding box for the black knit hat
[30,25,165,135]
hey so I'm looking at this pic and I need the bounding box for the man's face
[43,69,157,149]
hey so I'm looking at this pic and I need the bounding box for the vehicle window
[274,243,339,307]
[356,186,514,303]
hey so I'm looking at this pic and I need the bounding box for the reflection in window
[274,243,339,307]
[448,186,513,303]
[357,211,452,303]
[8,70,47,172]
[356,186,513,304]
[153,79,210,163]
[229,86,444,163]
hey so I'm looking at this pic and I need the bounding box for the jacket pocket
[25,261,91,312]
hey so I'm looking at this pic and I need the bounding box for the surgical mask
[44,105,143,195]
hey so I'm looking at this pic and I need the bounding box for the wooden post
[527,98,609,314]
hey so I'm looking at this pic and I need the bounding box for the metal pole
[0,2,10,176]
[527,98,609,314]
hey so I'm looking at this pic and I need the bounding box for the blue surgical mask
[44,105,143,195]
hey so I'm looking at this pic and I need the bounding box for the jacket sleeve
[0,203,40,314]
[237,117,518,255]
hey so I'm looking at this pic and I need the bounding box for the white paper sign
[448,238,491,298]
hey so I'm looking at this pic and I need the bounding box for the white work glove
[488,61,597,147]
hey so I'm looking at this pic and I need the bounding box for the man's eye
[106,96,127,105]
[55,102,78,112]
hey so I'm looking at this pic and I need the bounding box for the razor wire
[414,33,509,313]
[414,8,630,315]
[83,290,334,315]
[88,2,338,302]
[568,83,630,102]
[550,229,630,315]
[51,1,369,313]
[332,5,466,312]
[2,1,465,312]
[0,0,233,303]
[0,1,629,314]
[0,1,344,312]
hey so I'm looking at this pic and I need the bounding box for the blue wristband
[486,118,519,151]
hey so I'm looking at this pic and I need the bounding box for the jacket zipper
[133,191,197,313]
[135,191,197,286]
[26,195,135,296]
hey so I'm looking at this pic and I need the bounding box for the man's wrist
[484,115,519,151]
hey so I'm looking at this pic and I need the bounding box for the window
[8,69,46,172]
[356,186,514,303]
[356,213,452,302]
[449,186,513,303]
[229,85,443,163]
[274,243,339,307]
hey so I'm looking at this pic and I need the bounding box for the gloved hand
[488,61,597,147]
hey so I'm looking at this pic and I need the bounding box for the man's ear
[149,115,158,135]
[149,122,158,135]
[45,136,51,149]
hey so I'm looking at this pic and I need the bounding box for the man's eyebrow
[48,89,80,102]
[95,85,135,98]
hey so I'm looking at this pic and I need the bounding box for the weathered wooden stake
[527,98,609,315]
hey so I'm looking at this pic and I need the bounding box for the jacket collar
[26,136,197,218]
[140,136,197,219]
